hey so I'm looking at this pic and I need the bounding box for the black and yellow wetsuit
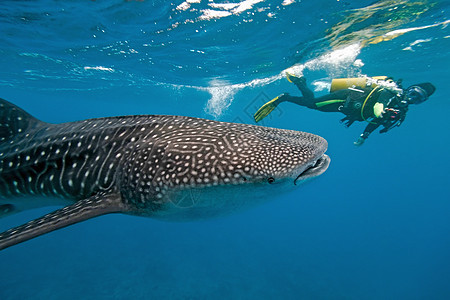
[254,75,408,144]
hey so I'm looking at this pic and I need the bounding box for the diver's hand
[353,136,366,146]
[253,93,288,123]
[340,117,354,128]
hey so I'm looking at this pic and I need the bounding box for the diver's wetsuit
[284,79,408,140]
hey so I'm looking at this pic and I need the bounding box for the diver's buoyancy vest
[330,76,401,123]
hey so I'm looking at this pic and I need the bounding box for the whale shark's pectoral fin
[0,191,128,251]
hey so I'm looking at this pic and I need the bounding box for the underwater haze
[1,0,450,299]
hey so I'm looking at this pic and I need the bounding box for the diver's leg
[281,95,316,109]
[295,79,315,100]
[254,90,348,122]
[281,90,350,112]
[286,74,315,100]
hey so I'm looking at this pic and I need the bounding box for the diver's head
[405,83,436,104]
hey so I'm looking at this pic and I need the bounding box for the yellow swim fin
[286,72,297,83]
[254,95,282,123]
[286,72,306,86]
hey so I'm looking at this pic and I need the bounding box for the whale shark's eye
[268,177,275,184]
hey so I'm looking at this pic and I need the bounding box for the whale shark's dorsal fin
[0,192,128,250]
[0,98,45,141]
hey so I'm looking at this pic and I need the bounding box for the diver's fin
[286,73,305,85]
[0,98,45,142]
[254,94,287,123]
[0,192,128,250]
[286,72,296,83]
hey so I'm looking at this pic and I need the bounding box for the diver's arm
[354,122,380,146]
[378,99,408,133]
[380,110,407,133]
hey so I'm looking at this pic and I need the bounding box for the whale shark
[0,98,330,250]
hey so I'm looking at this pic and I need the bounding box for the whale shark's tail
[0,98,45,143]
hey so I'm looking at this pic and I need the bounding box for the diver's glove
[354,137,365,146]
[253,93,289,123]
[354,134,368,146]
[340,116,355,128]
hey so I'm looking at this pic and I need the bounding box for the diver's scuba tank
[330,75,403,95]
[330,76,389,92]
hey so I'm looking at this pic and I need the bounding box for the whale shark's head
[120,118,330,220]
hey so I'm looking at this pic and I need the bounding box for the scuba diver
[254,74,436,146]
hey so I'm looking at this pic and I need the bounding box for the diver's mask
[406,86,428,104]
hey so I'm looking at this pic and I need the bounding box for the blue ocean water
[1,0,449,299]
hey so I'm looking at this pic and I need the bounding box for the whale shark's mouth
[294,154,330,185]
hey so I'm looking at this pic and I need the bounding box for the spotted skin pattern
[0,98,330,250]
